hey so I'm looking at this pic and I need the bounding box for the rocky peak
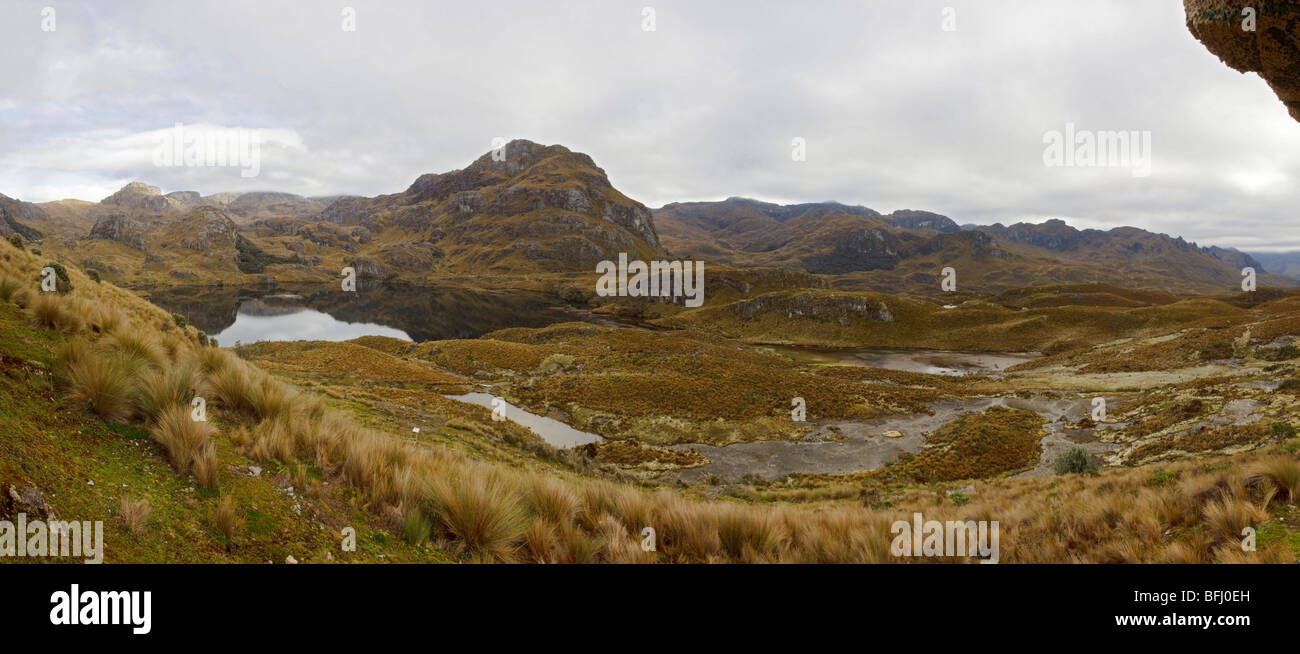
[101,182,175,212]
[384,140,660,250]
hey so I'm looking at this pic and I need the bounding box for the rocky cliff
[1185,0,1300,121]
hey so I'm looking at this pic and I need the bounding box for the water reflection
[214,304,412,344]
[444,392,602,448]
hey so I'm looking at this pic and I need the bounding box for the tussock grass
[205,361,253,414]
[150,404,215,474]
[212,495,240,544]
[1248,456,1300,504]
[133,361,199,422]
[247,373,295,420]
[29,293,83,332]
[104,330,165,368]
[54,338,136,422]
[120,497,151,533]
[192,440,220,488]
[430,467,528,562]
[0,277,22,303]
[525,476,579,524]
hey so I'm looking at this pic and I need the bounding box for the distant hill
[1251,251,1300,279]
[653,199,1287,293]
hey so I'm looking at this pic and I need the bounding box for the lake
[767,345,1041,375]
[443,392,603,448]
[144,283,618,345]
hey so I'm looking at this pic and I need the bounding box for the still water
[443,392,603,448]
[145,283,614,344]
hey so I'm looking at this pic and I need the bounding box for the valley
[3,138,1299,564]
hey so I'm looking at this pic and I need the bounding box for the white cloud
[0,0,1297,249]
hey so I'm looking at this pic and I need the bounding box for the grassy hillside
[2,237,1299,563]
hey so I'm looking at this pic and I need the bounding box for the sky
[1,0,1297,251]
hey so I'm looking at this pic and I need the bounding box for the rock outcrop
[0,194,45,241]
[101,182,181,212]
[89,213,149,250]
[1185,0,1300,121]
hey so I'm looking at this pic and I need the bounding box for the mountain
[21,140,664,284]
[972,220,1281,291]
[1251,251,1300,278]
[0,193,45,241]
[304,139,664,274]
[653,199,1291,293]
[10,142,1291,294]
[653,198,962,271]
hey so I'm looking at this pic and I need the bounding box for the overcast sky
[1,0,1297,250]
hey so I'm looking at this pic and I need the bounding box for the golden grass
[192,440,220,488]
[1248,456,1300,504]
[212,494,240,544]
[29,293,83,332]
[104,330,165,368]
[133,361,199,422]
[54,338,136,422]
[119,497,151,533]
[429,466,528,563]
[0,276,23,304]
[150,404,215,475]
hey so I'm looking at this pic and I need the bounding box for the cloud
[0,0,1297,249]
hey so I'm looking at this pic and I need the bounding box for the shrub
[1054,447,1096,475]
[1145,468,1178,488]
[86,269,101,283]
[1271,422,1297,440]
[171,313,187,329]
[1279,378,1300,391]
[7,233,22,250]
[40,261,72,293]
